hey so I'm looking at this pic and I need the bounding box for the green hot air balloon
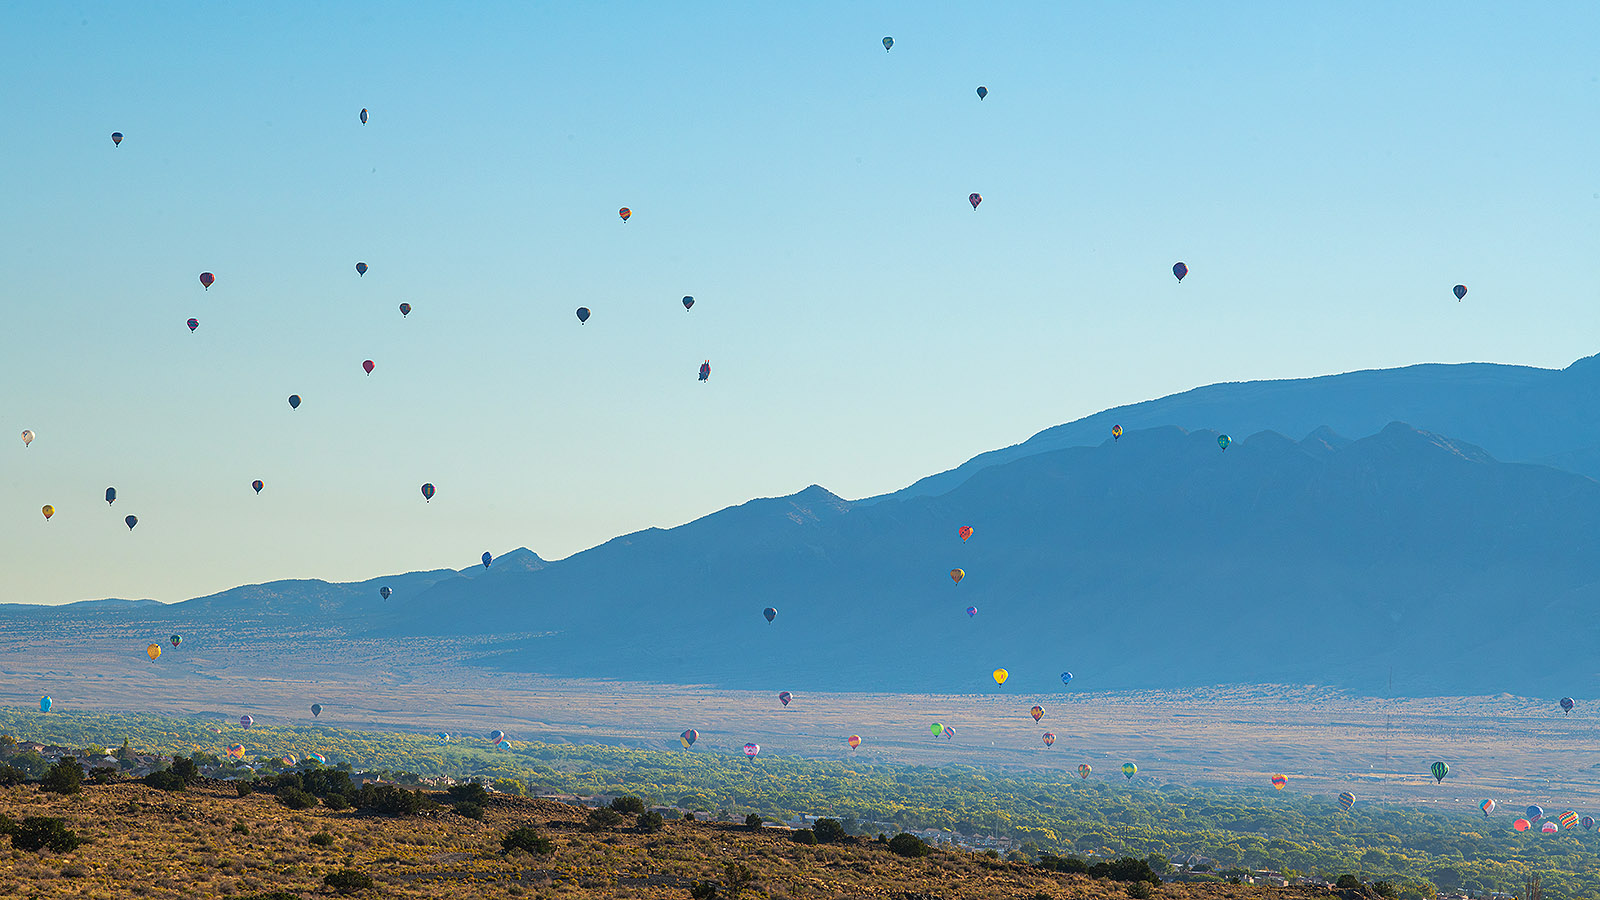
[930,722,943,737]
[1217,434,1232,451]
[1122,762,1138,779]
[1431,761,1449,783]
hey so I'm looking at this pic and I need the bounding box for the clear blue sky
[3,2,1597,604]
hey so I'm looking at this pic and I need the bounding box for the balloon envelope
[482,551,493,568]
[355,262,368,276]
[1542,821,1558,833]
[969,193,982,209]
[1060,672,1073,685]
[618,208,631,222]
[930,723,943,736]
[576,307,590,323]
[1173,262,1188,282]
[170,635,181,648]
[437,733,450,742]
[311,704,322,717]
[883,36,893,50]
[778,691,792,707]
[1513,818,1529,831]
[288,395,301,409]
[1338,791,1355,811]
[1480,799,1496,816]
[1271,774,1287,790]
[1527,805,1544,820]
[252,480,263,494]
[363,359,374,375]
[1030,706,1043,722]
[958,525,973,542]
[683,296,694,310]
[1560,697,1574,712]
[1453,284,1467,300]
[1559,810,1579,828]
[421,483,435,501]
[187,318,198,332]
[497,740,511,750]
[40,697,51,713]
[1582,816,1595,830]
[743,743,759,756]
[240,715,253,728]
[21,430,34,447]
[1431,761,1449,782]
[1042,732,1055,746]
[379,586,391,600]
[976,86,987,100]
[992,668,1008,685]
[950,568,965,585]
[200,272,214,289]
[227,744,246,760]
[111,132,123,145]
[1112,425,1122,440]
[1078,764,1092,779]
[105,487,116,505]
[763,607,777,623]
[125,515,138,530]
[1217,434,1232,451]
[1122,763,1137,779]
[965,606,977,617]
[680,729,698,748]
[399,303,411,316]
[41,505,53,520]
[848,735,861,749]
[146,643,160,660]
[360,108,368,124]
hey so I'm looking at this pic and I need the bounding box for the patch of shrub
[1127,881,1155,899]
[745,813,764,829]
[41,757,84,794]
[812,818,847,844]
[88,766,119,785]
[0,765,25,786]
[682,812,695,822]
[1336,875,1363,890]
[323,868,375,894]
[235,780,255,797]
[791,828,817,845]
[143,769,186,792]
[0,813,15,836]
[447,782,489,805]
[722,861,755,898]
[1087,858,1161,885]
[237,893,303,900]
[323,792,351,811]
[232,822,249,835]
[689,881,719,900]
[501,825,553,856]
[309,831,334,847]
[454,801,484,820]
[12,816,81,852]
[637,810,664,833]
[301,768,355,798]
[276,786,318,810]
[492,778,525,796]
[584,806,624,831]
[1372,881,1399,899]
[169,755,199,784]
[609,794,646,815]
[888,833,928,858]
[1037,854,1090,874]
[353,783,435,817]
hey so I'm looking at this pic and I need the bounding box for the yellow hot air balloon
[41,505,54,520]
[950,568,965,585]
[993,668,1009,685]
[146,643,162,661]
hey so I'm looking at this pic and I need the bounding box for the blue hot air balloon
[40,697,52,713]
[482,551,493,568]
[379,586,391,600]
[105,487,117,505]
[1060,672,1073,685]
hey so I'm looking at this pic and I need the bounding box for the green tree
[889,833,929,858]
[813,818,847,843]
[41,757,84,794]
[502,826,554,856]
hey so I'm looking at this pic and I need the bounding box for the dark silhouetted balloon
[399,303,411,316]
[288,395,301,409]
[252,480,263,494]
[311,704,322,717]
[482,551,493,568]
[125,515,138,530]
[577,307,590,323]
[240,715,253,728]
[489,730,505,742]
[1173,262,1188,282]
[699,360,711,382]
[763,607,777,623]
[1431,761,1449,783]
[1218,434,1231,451]
[379,586,391,600]
[969,193,982,209]
[421,483,434,501]
[105,487,116,505]
[170,635,181,648]
[683,296,694,310]
[200,272,215,290]
[363,359,374,375]
[356,262,368,276]
[778,691,792,707]
[976,86,987,100]
[1561,697,1575,714]
[187,318,199,332]
[360,108,368,124]
[883,36,893,51]
[111,132,123,146]
[1527,805,1544,821]
[619,207,631,222]
[1453,284,1467,301]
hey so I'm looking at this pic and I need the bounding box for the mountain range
[9,353,1600,698]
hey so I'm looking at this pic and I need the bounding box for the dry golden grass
[0,781,1348,900]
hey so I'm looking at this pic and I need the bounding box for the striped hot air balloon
[1481,799,1496,817]
[1541,821,1558,834]
[1042,732,1055,747]
[1559,810,1579,829]
[1270,774,1287,790]
[1122,762,1137,779]
[1338,792,1356,812]
[1430,761,1449,783]
[848,735,861,750]
[1077,764,1091,779]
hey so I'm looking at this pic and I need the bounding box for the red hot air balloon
[362,360,375,375]
[1271,774,1288,790]
[200,272,215,290]
[969,193,982,209]
[1042,732,1055,746]
[958,526,973,542]
[778,691,792,707]
[1173,262,1188,282]
[848,735,861,749]
[187,318,199,332]
[356,262,368,276]
[111,132,123,146]
[619,207,631,222]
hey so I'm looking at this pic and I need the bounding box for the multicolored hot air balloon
[1030,706,1044,722]
[111,132,123,146]
[1122,763,1137,779]
[969,193,982,209]
[105,488,116,505]
[41,505,54,520]
[965,606,978,617]
[40,697,52,713]
[489,730,505,743]
[1078,764,1092,779]
[379,586,391,600]
[399,303,412,317]
[1271,774,1287,790]
[848,735,861,750]
[1559,810,1579,829]
[1431,761,1449,783]
[1481,799,1497,817]
[21,430,34,447]
[363,359,375,375]
[976,86,987,100]
[421,483,434,501]
[252,480,264,494]
[240,715,253,728]
[311,704,322,717]
[576,307,590,323]
[146,643,161,661]
[227,744,246,760]
[1582,816,1596,830]
[360,108,368,124]
[497,740,512,750]
[1338,792,1355,812]
[200,272,215,290]
[1218,434,1232,451]
[743,743,759,757]
[680,729,698,749]
[1541,821,1559,834]
[682,296,694,311]
[288,395,301,409]
[619,207,631,222]
[763,607,777,623]
[1172,262,1188,282]
[481,551,493,568]
[170,635,182,648]
[778,691,792,707]
[1513,818,1529,831]
[355,262,368,277]
[958,525,973,542]
[882,37,893,51]
[1112,425,1122,441]
[1453,284,1467,301]
[1560,697,1574,714]
[699,360,711,382]
[1527,805,1544,821]
[1042,732,1055,747]
[930,723,943,737]
[125,515,138,530]
[1060,672,1073,685]
[992,669,1008,686]
[437,732,450,743]
[951,568,965,585]
[942,726,954,739]
[188,318,199,332]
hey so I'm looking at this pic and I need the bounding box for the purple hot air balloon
[239,715,253,728]
[1173,262,1188,282]
[199,272,215,290]
[778,691,792,707]
[969,193,982,209]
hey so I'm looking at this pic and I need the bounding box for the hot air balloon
[288,395,301,409]
[240,715,253,728]
[942,725,954,739]
[1527,805,1544,821]
[1060,672,1073,685]
[363,359,374,375]
[1271,774,1287,790]
[379,586,391,600]
[40,697,52,713]
[497,740,512,750]
[1559,810,1579,829]
[1481,799,1496,817]
[576,307,590,323]
[778,691,792,707]
[951,568,965,585]
[965,606,978,617]
[281,756,297,766]
[1338,792,1355,812]
[1541,821,1558,834]
[958,525,973,542]
[1218,434,1232,451]
[848,735,861,750]
[618,207,631,222]
[41,505,54,520]
[743,743,759,757]
[966,193,984,211]
[1431,761,1449,783]
[125,515,138,530]
[1513,818,1529,831]
[482,730,501,743]
[111,132,123,146]
[882,36,893,51]
[307,752,326,765]
[1453,284,1467,301]
[311,704,322,717]
[1582,816,1595,830]
[170,635,181,648]
[1122,763,1137,779]
[482,551,493,568]
[399,302,412,316]
[993,668,1008,685]
[1030,706,1044,722]
[252,480,263,494]
[188,318,199,332]
[683,296,694,311]
[356,262,368,276]
[976,86,987,100]
[437,733,450,743]
[930,723,943,737]
[1042,732,1055,747]
[1173,262,1188,282]
[421,483,434,501]
[1560,697,1574,714]
[227,744,246,760]
[105,487,116,505]
[680,729,698,748]
[763,607,777,623]
[1078,764,1092,779]
[699,360,711,382]
[146,643,161,661]
[200,272,215,290]
[21,430,34,447]
[360,108,368,124]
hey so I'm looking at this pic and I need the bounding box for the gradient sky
[3,3,1597,605]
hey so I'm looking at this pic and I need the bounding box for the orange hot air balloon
[1271,774,1288,790]
[958,525,973,542]
[41,505,54,520]
[848,735,861,750]
[619,207,631,222]
[1030,706,1043,722]
[950,568,965,585]
[1042,732,1056,747]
